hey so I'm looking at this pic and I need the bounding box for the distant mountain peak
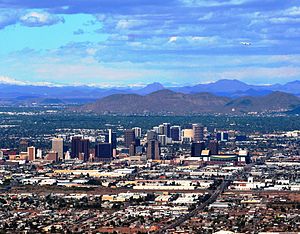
[147,89,177,96]
[134,82,165,95]
[2,79,300,106]
[285,80,300,85]
[214,79,248,86]
[145,82,164,88]
[215,79,245,83]
[268,91,296,97]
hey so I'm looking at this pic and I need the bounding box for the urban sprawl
[0,122,300,233]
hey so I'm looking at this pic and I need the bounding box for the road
[155,164,253,234]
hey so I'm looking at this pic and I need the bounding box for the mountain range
[1,79,300,106]
[76,90,300,115]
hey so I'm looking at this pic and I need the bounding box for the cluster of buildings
[0,123,251,167]
[0,122,300,233]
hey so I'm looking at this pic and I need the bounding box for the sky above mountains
[1,0,300,87]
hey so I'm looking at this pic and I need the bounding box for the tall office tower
[147,140,160,160]
[193,124,204,142]
[147,130,157,141]
[170,126,181,141]
[208,140,219,155]
[27,146,36,161]
[124,129,135,148]
[36,149,42,159]
[80,139,90,162]
[132,127,142,138]
[95,143,112,161]
[163,123,171,138]
[181,129,194,143]
[217,132,229,141]
[46,151,58,162]
[20,139,29,152]
[71,136,82,158]
[129,142,136,156]
[157,135,167,146]
[134,138,141,147]
[71,137,89,161]
[105,129,117,149]
[191,142,205,157]
[52,137,64,160]
[158,124,165,135]
[153,126,160,134]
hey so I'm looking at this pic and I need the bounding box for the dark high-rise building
[129,143,136,156]
[105,134,109,143]
[170,126,181,141]
[163,123,171,138]
[71,137,89,161]
[80,139,89,161]
[147,140,160,160]
[147,130,157,141]
[191,142,205,157]
[71,136,82,158]
[193,124,204,142]
[95,143,112,161]
[135,138,141,147]
[128,139,140,156]
[136,146,144,154]
[105,129,117,149]
[19,139,29,152]
[208,140,219,155]
[124,129,135,148]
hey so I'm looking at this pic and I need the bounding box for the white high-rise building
[36,149,42,159]
[65,151,71,160]
[132,127,142,138]
[157,135,167,146]
[153,126,160,133]
[52,137,64,160]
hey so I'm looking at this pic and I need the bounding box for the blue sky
[0,0,300,86]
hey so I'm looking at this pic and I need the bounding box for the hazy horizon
[0,78,300,88]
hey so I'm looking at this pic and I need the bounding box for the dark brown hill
[225,91,300,113]
[77,90,300,115]
[78,89,230,114]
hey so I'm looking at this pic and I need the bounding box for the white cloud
[181,0,250,7]
[0,76,26,85]
[168,36,178,43]
[215,67,300,80]
[20,11,64,27]
[269,17,300,24]
[285,7,300,16]
[0,76,63,87]
[198,13,213,21]
[116,19,145,30]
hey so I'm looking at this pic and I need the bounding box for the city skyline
[1,0,300,86]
